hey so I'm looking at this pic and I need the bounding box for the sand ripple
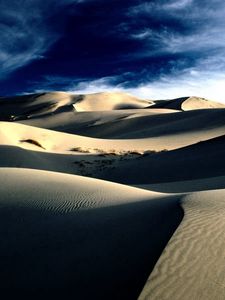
[139,189,225,300]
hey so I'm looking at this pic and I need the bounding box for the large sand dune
[1,91,225,298]
[0,91,152,121]
[73,91,152,111]
[0,168,182,298]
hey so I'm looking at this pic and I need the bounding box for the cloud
[34,46,225,103]
[164,0,193,10]
[127,0,225,58]
[72,72,225,103]
[128,72,225,103]
[64,57,225,103]
[0,0,84,78]
[70,77,124,94]
[33,74,126,94]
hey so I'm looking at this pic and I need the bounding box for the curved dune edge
[151,96,225,111]
[0,167,162,211]
[0,168,183,298]
[0,91,152,121]
[138,189,225,300]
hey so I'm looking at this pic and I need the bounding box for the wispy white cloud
[164,0,193,10]
[66,60,225,103]
[128,71,225,103]
[131,27,225,57]
[32,74,125,94]
[0,0,84,78]
[67,76,125,94]
[128,0,225,57]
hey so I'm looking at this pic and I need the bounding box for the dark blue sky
[1,0,225,101]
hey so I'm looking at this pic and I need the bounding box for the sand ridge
[151,96,225,111]
[139,189,225,300]
[0,168,183,298]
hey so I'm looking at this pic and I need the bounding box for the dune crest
[72,91,152,111]
[139,189,225,300]
[151,96,225,111]
[0,168,183,298]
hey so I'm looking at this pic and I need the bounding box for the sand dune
[0,92,74,120]
[0,168,182,297]
[151,96,225,111]
[73,91,152,111]
[95,134,225,186]
[1,134,225,194]
[139,189,225,300]
[1,108,225,154]
[1,91,225,298]
[19,108,176,134]
[62,108,225,139]
[0,91,152,122]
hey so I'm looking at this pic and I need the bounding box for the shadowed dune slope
[55,108,225,139]
[0,168,182,298]
[1,142,225,193]
[19,108,176,134]
[136,176,225,193]
[139,189,225,300]
[0,92,74,120]
[0,91,152,122]
[96,135,225,184]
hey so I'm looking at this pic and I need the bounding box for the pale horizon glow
[69,71,225,104]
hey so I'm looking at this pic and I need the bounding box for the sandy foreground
[0,91,225,298]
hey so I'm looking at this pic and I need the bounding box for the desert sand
[0,91,225,298]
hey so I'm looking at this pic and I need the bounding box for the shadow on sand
[0,195,183,299]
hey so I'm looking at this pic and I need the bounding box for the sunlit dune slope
[151,96,225,111]
[0,168,182,298]
[139,189,225,300]
[73,91,152,111]
[0,91,152,122]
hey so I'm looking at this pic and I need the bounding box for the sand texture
[139,190,225,300]
[1,91,225,298]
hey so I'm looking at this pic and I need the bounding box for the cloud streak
[128,0,225,57]
[66,70,225,103]
[65,54,225,103]
[0,0,83,78]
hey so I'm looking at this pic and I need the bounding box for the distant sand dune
[65,108,225,139]
[0,91,152,122]
[0,92,73,120]
[151,96,225,111]
[19,108,176,133]
[72,92,152,111]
